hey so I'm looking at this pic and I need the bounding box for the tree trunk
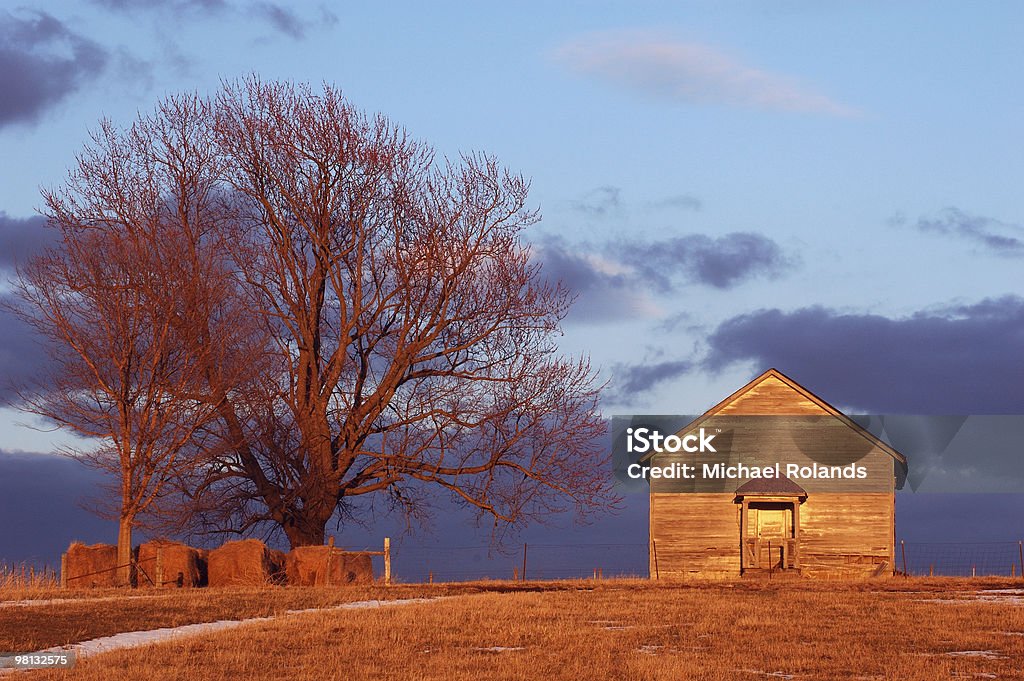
[117,515,134,587]
[281,509,331,548]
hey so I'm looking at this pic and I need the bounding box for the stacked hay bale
[285,546,374,586]
[207,539,285,586]
[64,542,118,588]
[137,539,203,588]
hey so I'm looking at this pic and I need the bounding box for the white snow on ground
[734,670,797,679]
[943,650,1004,659]
[0,597,446,675]
[0,594,179,609]
[915,589,1024,605]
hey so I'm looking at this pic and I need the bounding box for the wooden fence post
[60,553,67,589]
[1019,541,1023,579]
[900,540,907,577]
[383,537,391,585]
[653,540,659,580]
[325,536,335,587]
[155,549,164,588]
[521,543,528,582]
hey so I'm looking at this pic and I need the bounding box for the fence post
[155,549,164,588]
[1019,541,1023,579]
[521,543,528,582]
[653,540,659,580]
[383,537,391,585]
[60,554,67,589]
[900,540,907,577]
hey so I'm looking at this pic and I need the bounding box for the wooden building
[645,368,905,579]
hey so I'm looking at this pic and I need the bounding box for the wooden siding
[714,375,830,416]
[650,492,894,579]
[649,424,897,494]
[650,493,739,579]
[798,493,894,578]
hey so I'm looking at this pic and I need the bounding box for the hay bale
[64,542,118,588]
[137,540,202,588]
[207,539,284,586]
[285,546,374,586]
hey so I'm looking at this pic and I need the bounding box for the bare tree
[13,96,239,584]
[20,79,617,551]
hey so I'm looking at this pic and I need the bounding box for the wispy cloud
[607,359,693,404]
[554,30,858,116]
[535,229,797,325]
[570,185,622,217]
[89,0,335,40]
[908,207,1024,256]
[617,232,795,290]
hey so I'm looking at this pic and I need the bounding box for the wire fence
[389,540,1024,583]
[387,542,649,583]
[898,540,1024,577]
[7,540,1024,587]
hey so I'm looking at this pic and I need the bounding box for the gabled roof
[640,368,906,464]
[735,475,807,498]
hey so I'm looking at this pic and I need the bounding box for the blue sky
[1,1,1023,565]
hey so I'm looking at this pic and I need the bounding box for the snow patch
[0,597,446,676]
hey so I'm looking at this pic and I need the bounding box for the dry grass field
[6,578,1024,680]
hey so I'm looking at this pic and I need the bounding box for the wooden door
[745,503,792,569]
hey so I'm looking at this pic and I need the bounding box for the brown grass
[15,578,1024,680]
[0,583,496,651]
[0,561,61,601]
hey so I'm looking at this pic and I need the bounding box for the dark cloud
[0,10,109,128]
[0,452,111,566]
[704,296,1024,413]
[570,185,622,216]
[0,293,51,404]
[0,213,54,271]
[608,359,692,403]
[618,232,794,290]
[912,207,1024,256]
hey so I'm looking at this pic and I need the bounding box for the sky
[1,1,1023,573]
